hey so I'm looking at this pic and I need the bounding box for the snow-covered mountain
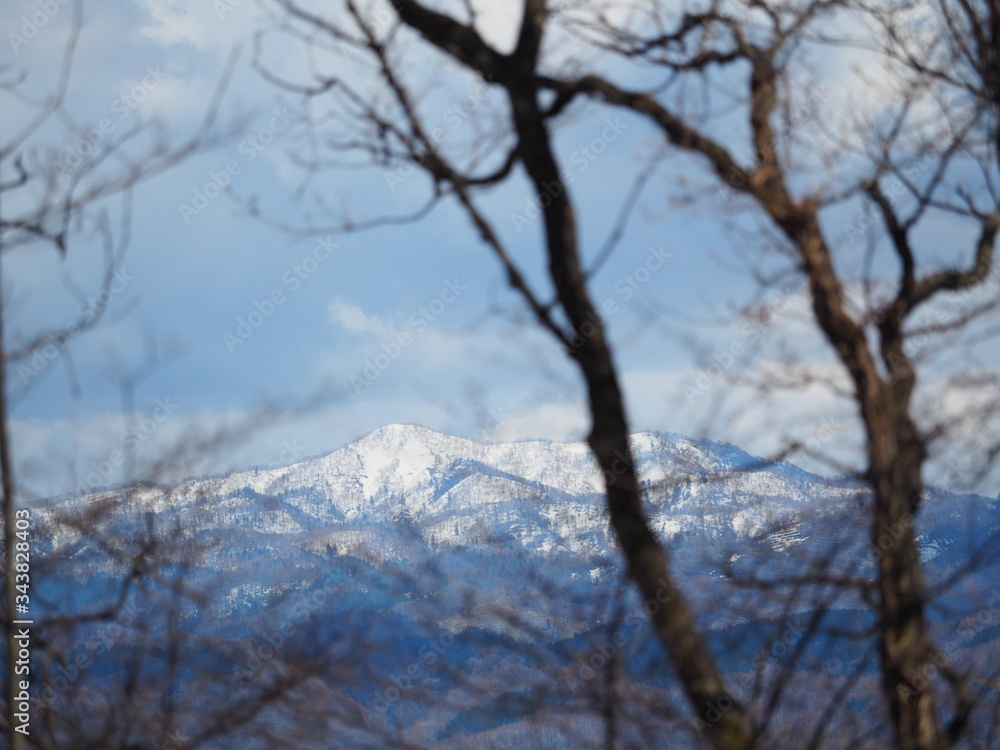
[45,423,997,583]
[49,424,868,555]
[32,425,1000,749]
[39,422,997,639]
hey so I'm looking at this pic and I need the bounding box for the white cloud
[328,298,393,337]
[488,402,588,443]
[133,0,255,51]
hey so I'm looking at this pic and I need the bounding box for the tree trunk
[865,398,945,750]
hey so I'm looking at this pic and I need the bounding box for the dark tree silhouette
[249,1,1000,748]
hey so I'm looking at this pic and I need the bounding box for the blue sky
[5,0,998,498]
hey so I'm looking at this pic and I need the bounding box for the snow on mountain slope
[204,424,827,507]
[44,424,996,570]
[44,425,853,551]
[35,423,1000,638]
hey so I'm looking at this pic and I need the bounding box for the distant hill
[31,424,1000,748]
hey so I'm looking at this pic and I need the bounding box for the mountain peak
[365,423,437,440]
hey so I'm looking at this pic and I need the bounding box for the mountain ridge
[28,425,1000,749]
[41,423,997,576]
[52,423,874,513]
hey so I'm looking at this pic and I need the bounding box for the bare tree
[1,15,477,745]
[0,6,241,747]
[247,1,1000,749]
